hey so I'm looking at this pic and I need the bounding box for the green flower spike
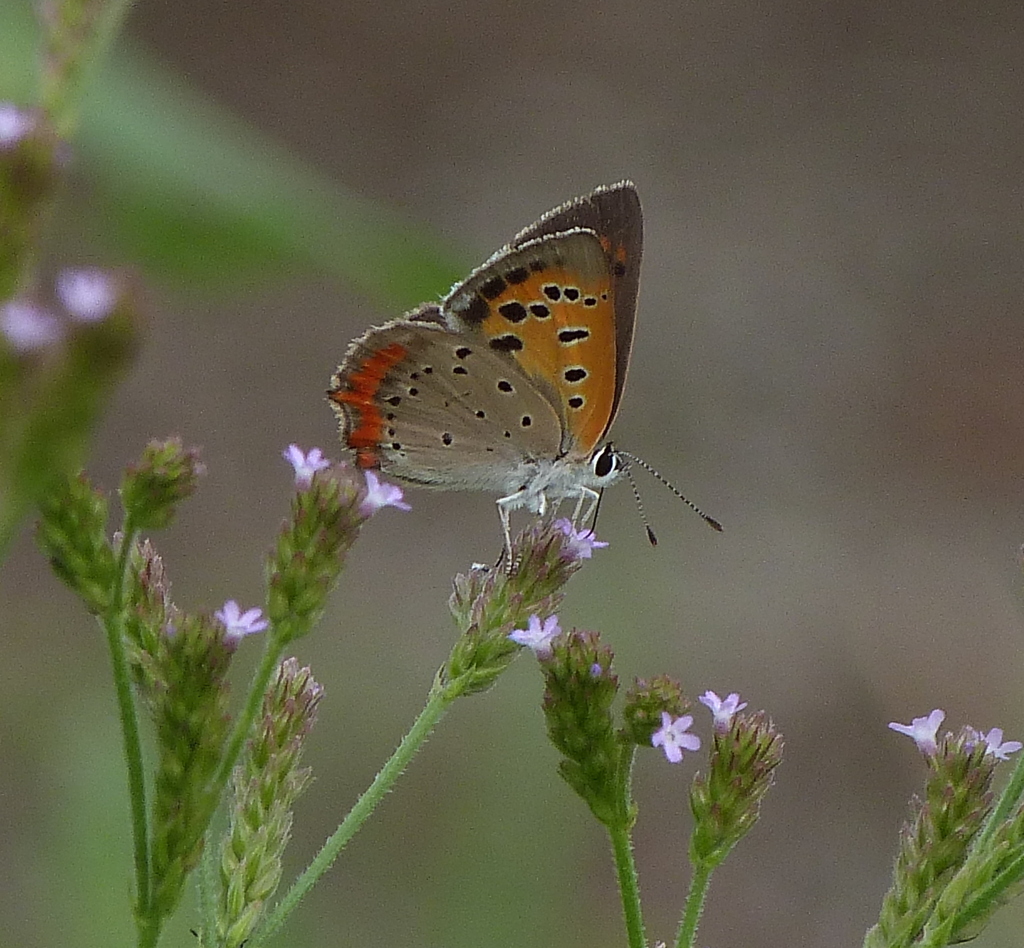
[218,659,322,948]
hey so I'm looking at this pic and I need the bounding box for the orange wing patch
[447,231,617,456]
[328,341,408,468]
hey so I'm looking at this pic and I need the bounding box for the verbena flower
[56,267,119,322]
[265,460,364,644]
[0,102,35,147]
[283,444,331,487]
[889,709,945,756]
[120,438,205,532]
[622,675,686,747]
[509,614,562,658]
[690,710,783,868]
[359,469,411,516]
[1,299,62,351]
[866,718,1000,948]
[444,520,586,696]
[541,629,625,827]
[553,517,609,560]
[699,690,748,734]
[214,600,269,646]
[652,712,700,763]
[977,727,1023,760]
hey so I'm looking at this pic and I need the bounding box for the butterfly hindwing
[329,311,563,492]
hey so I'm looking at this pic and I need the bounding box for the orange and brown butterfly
[328,182,717,553]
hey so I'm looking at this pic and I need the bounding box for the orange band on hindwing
[329,341,408,468]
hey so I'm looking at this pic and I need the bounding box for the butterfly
[328,182,716,556]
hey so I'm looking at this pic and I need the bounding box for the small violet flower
[508,614,562,659]
[553,517,609,560]
[978,727,1023,761]
[215,600,269,646]
[0,103,35,148]
[699,690,748,733]
[651,711,701,763]
[56,268,119,322]
[359,469,411,516]
[1,301,62,352]
[889,709,945,756]
[283,444,331,487]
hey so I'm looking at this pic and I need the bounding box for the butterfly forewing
[444,230,617,457]
[510,181,642,428]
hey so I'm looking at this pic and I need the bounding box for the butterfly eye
[591,445,620,480]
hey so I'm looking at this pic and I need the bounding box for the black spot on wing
[490,334,524,352]
[558,328,590,344]
[498,301,528,323]
[480,275,507,300]
[462,295,488,324]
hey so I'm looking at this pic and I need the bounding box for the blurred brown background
[4,1,1024,945]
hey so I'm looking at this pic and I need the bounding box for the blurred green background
[3,1,1024,946]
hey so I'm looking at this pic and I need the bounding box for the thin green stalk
[605,742,645,948]
[197,825,218,948]
[137,915,161,948]
[247,676,463,948]
[675,861,714,948]
[608,823,646,948]
[101,526,150,922]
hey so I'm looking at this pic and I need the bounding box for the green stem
[675,861,714,948]
[605,742,645,948]
[100,527,150,925]
[213,635,287,797]
[608,823,646,948]
[137,915,161,948]
[197,827,219,948]
[247,676,463,948]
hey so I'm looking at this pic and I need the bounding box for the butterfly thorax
[488,444,624,515]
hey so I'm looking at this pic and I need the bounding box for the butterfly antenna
[618,451,723,533]
[623,463,658,546]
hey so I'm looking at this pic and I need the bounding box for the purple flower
[359,469,411,516]
[215,599,269,645]
[553,517,609,560]
[651,711,701,763]
[508,614,562,659]
[0,103,35,148]
[889,709,945,756]
[57,268,119,323]
[699,690,748,733]
[977,727,1023,761]
[1,301,62,352]
[283,444,331,487]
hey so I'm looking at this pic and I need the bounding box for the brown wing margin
[509,182,643,433]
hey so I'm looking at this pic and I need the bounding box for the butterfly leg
[572,486,601,529]
[496,490,526,570]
